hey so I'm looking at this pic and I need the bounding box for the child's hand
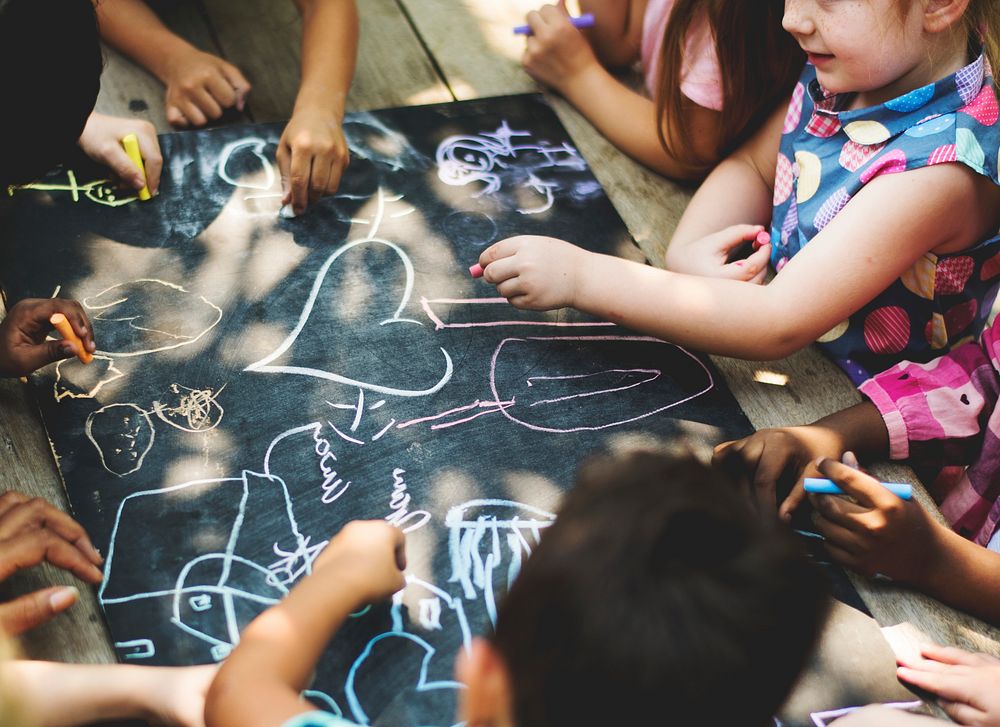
[0,298,96,377]
[713,425,845,519]
[159,45,251,128]
[896,644,1000,726]
[521,3,601,95]
[277,107,349,216]
[0,490,104,634]
[141,664,218,727]
[314,521,406,603]
[77,113,163,196]
[478,235,590,311]
[666,225,771,283]
[810,458,946,582]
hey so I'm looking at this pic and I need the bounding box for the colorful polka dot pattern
[771,54,1000,384]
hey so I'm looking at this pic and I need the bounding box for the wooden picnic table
[2,0,998,691]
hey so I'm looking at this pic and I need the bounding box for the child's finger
[814,515,866,556]
[179,100,208,128]
[0,585,78,636]
[810,491,869,530]
[191,87,224,121]
[497,278,526,300]
[204,70,238,109]
[719,224,766,251]
[288,148,313,215]
[920,644,997,667]
[220,64,251,111]
[816,457,897,510]
[897,666,976,703]
[482,256,521,285]
[778,480,809,522]
[938,700,989,726]
[134,130,163,196]
[102,144,148,191]
[479,237,525,267]
[165,105,189,128]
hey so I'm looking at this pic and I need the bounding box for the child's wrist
[561,60,606,101]
[293,84,347,120]
[148,34,200,81]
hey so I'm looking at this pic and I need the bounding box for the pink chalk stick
[469,263,484,278]
[753,230,771,249]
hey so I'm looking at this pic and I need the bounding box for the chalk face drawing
[8,169,138,207]
[2,98,760,727]
[436,120,599,214]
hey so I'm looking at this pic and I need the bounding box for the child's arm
[478,158,997,360]
[95,0,251,128]
[278,0,358,216]
[2,662,215,727]
[810,459,1000,626]
[521,5,720,180]
[832,707,945,726]
[205,521,404,727]
[576,0,647,69]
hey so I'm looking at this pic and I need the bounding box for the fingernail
[50,586,78,611]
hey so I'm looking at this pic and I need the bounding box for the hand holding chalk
[0,299,95,376]
[514,12,595,35]
[50,314,93,365]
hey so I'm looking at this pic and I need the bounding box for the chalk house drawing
[435,121,589,215]
[246,188,453,397]
[99,465,317,662]
[83,279,223,357]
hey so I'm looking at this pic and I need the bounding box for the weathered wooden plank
[200,0,451,123]
[0,370,116,663]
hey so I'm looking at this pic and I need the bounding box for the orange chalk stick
[50,313,92,364]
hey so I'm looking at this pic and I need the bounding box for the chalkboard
[0,95,871,726]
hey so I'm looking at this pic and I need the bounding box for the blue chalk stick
[513,12,595,35]
[804,478,913,500]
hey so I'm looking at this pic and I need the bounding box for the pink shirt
[640,0,723,111]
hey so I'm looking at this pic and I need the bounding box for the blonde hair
[655,0,804,174]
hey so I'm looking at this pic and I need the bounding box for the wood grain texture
[201,0,451,123]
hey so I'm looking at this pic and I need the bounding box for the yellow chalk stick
[50,313,93,364]
[121,133,151,201]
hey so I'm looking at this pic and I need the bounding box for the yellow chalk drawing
[7,170,138,207]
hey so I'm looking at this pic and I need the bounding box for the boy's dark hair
[493,452,830,727]
[0,0,102,187]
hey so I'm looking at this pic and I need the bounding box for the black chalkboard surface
[2,94,814,724]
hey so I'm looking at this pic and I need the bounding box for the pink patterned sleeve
[859,322,1000,466]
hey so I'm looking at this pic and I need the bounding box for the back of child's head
[0,0,102,187]
[657,0,804,171]
[492,451,829,727]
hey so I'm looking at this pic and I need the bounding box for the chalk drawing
[85,403,155,477]
[114,639,155,660]
[218,138,276,191]
[446,499,556,626]
[8,169,137,207]
[489,336,715,434]
[436,121,587,215]
[809,701,923,726]
[343,113,428,173]
[384,468,431,534]
[99,461,312,661]
[246,189,453,397]
[53,355,124,402]
[345,576,470,726]
[84,279,223,357]
[152,384,226,433]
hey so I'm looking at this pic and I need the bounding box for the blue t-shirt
[770,52,1000,384]
[282,710,362,727]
